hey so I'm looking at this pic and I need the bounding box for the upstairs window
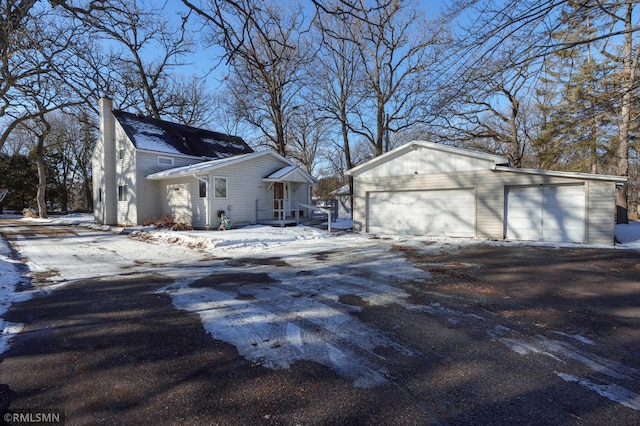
[118,141,125,160]
[158,156,174,166]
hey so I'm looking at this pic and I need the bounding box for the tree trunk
[35,133,48,219]
[616,2,636,224]
[341,118,354,213]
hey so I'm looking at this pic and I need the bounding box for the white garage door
[505,185,585,243]
[367,189,476,237]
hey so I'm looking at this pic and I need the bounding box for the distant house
[91,98,316,228]
[346,140,626,245]
[329,184,352,218]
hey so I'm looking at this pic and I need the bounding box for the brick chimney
[99,97,117,225]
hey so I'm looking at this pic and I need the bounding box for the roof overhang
[263,165,317,184]
[494,166,628,183]
[146,150,292,181]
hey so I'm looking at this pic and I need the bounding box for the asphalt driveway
[0,219,639,425]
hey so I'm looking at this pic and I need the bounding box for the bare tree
[185,0,312,156]
[311,0,365,192]
[287,107,329,174]
[433,53,536,168]
[56,0,203,120]
[0,2,64,151]
[0,2,89,218]
[443,0,640,221]
[602,0,640,223]
[339,0,445,157]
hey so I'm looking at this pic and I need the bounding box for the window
[199,180,207,198]
[158,156,174,166]
[98,188,102,203]
[118,185,128,201]
[118,141,125,160]
[214,177,227,198]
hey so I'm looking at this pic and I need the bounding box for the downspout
[193,174,210,229]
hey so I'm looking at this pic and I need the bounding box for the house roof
[345,140,510,176]
[146,149,316,183]
[113,110,253,159]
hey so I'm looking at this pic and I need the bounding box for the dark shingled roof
[112,110,253,159]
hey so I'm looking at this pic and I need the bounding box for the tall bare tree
[1,2,64,151]
[432,50,537,168]
[0,1,88,218]
[184,0,312,156]
[56,0,200,120]
[339,0,445,157]
[312,1,365,192]
[287,107,329,174]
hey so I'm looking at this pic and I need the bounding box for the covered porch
[256,166,318,227]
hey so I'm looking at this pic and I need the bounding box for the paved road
[0,219,639,425]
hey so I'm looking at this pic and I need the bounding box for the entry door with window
[273,182,289,219]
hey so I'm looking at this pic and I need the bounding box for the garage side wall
[352,170,617,244]
[586,180,617,245]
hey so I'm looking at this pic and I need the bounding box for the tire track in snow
[488,324,640,411]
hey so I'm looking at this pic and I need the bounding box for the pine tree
[533,4,617,174]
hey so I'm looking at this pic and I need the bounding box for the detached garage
[347,141,626,245]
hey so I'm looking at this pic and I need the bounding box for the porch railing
[255,199,335,230]
[296,202,334,232]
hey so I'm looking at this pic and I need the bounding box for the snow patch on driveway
[556,372,640,411]
[489,325,640,411]
[0,234,31,353]
[161,243,425,388]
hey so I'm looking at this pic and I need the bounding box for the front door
[273,182,289,219]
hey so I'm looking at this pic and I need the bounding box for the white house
[346,140,626,245]
[91,98,316,228]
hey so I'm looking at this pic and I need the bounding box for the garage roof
[494,166,627,183]
[346,140,510,176]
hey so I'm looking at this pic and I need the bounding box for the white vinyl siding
[155,154,308,229]
[135,151,203,226]
[114,123,137,225]
[505,185,586,243]
[367,189,476,237]
[357,145,498,179]
[352,169,617,245]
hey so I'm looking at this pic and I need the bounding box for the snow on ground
[0,218,32,353]
[1,214,640,394]
[616,221,640,248]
